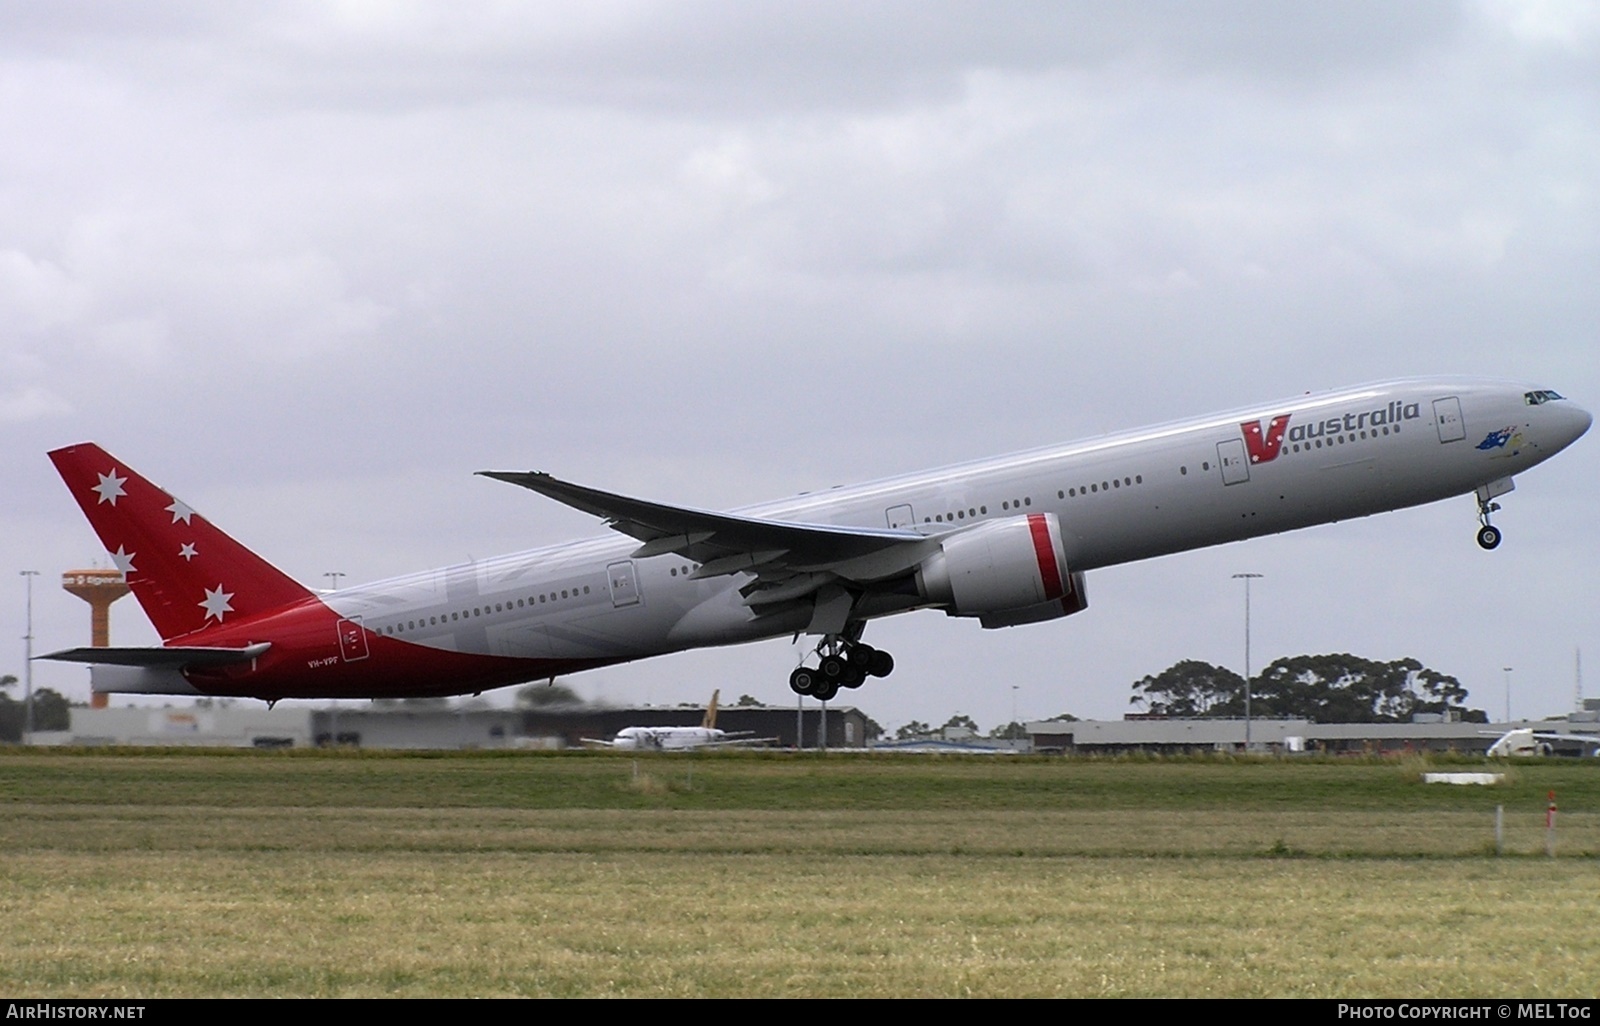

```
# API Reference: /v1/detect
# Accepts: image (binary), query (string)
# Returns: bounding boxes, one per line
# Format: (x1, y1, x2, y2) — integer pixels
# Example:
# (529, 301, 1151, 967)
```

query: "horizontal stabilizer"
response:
(40, 643, 271, 668)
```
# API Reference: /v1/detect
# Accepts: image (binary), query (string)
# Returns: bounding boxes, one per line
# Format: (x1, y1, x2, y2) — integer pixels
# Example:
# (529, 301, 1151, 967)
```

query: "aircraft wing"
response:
(697, 736, 780, 749)
(479, 471, 941, 599)
(1533, 732, 1600, 746)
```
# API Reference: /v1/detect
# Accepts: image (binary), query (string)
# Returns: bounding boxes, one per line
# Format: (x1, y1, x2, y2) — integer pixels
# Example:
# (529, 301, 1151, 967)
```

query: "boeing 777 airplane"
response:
(43, 377, 1589, 704)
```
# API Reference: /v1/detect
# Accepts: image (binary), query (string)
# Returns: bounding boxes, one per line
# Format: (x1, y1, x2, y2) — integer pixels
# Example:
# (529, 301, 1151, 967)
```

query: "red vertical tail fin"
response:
(48, 443, 314, 642)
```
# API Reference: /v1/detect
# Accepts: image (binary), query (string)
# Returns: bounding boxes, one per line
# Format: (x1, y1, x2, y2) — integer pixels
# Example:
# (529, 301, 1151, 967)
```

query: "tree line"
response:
(0, 675, 73, 742)
(1129, 654, 1487, 723)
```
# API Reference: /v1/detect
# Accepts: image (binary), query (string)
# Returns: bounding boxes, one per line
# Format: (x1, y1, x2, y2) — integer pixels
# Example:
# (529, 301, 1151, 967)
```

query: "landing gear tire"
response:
(813, 680, 840, 702)
(789, 666, 818, 696)
(1476, 524, 1502, 550)
(844, 644, 895, 680)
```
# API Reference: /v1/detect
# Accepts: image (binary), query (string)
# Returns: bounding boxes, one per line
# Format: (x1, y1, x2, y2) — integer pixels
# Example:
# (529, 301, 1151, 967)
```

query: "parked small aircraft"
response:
(1484, 728, 1600, 758)
(583, 690, 777, 751)
(43, 378, 1589, 703)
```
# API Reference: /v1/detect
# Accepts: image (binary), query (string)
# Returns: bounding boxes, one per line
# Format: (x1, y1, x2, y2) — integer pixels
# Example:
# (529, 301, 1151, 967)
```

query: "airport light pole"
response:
(1233, 573, 1263, 750)
(1503, 666, 1513, 724)
(324, 572, 345, 591)
(20, 571, 38, 738)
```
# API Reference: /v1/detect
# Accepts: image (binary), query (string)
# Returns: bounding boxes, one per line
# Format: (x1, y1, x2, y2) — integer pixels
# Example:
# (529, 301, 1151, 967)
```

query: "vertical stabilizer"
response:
(703, 688, 720, 729)
(48, 443, 314, 642)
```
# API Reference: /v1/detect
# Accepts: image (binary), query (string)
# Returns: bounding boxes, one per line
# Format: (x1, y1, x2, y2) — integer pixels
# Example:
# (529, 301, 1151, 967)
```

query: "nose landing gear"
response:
(1476, 493, 1502, 550)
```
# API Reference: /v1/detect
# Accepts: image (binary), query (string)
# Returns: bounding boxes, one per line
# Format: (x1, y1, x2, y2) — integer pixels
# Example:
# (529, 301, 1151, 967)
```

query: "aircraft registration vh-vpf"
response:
(44, 378, 1590, 704)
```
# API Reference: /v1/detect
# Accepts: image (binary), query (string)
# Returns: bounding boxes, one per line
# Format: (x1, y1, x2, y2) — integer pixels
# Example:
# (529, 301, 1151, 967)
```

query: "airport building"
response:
(1026, 715, 1600, 756)
(26, 704, 1598, 756)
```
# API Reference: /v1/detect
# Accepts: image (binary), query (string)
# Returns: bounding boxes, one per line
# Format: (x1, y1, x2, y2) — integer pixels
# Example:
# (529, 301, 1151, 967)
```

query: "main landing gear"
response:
(1476, 494, 1503, 551)
(789, 631, 895, 702)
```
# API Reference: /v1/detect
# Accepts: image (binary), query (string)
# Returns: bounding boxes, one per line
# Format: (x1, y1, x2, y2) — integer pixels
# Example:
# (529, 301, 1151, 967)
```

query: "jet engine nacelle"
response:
(976, 570, 1088, 629)
(916, 513, 1087, 626)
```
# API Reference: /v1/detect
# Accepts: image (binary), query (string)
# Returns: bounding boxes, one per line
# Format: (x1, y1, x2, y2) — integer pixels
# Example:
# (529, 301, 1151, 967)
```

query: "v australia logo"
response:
(1239, 415, 1291, 464)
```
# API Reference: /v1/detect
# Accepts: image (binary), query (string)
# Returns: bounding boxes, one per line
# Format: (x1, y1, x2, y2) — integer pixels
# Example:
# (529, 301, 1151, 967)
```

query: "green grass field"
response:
(1, 750, 1595, 997)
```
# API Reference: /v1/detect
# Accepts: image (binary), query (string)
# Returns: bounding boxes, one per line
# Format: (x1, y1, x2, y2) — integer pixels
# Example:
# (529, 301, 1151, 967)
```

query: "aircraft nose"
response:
(1560, 401, 1593, 447)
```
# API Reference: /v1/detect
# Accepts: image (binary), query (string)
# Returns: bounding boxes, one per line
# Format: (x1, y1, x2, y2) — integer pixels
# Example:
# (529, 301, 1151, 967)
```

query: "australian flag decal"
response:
(1476, 427, 1514, 450)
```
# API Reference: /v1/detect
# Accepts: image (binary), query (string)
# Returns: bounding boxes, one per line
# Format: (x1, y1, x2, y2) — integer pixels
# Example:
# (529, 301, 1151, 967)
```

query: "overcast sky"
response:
(3, 1, 1596, 731)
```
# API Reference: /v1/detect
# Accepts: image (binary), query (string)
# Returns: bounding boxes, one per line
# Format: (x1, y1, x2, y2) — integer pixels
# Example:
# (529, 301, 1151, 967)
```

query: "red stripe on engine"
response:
(1026, 514, 1064, 601)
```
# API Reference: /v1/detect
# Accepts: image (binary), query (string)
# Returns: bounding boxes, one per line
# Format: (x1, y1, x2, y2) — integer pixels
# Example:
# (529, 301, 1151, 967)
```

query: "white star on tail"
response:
(178, 543, 198, 561)
(110, 546, 137, 574)
(166, 499, 195, 524)
(93, 470, 127, 505)
(199, 584, 234, 622)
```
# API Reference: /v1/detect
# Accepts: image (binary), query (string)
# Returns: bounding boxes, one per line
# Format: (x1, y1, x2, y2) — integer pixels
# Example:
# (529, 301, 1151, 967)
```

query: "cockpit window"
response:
(1524, 390, 1566, 405)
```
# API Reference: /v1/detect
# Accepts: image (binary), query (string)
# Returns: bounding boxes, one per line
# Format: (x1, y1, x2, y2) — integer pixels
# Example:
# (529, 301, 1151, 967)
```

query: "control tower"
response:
(62, 569, 131, 709)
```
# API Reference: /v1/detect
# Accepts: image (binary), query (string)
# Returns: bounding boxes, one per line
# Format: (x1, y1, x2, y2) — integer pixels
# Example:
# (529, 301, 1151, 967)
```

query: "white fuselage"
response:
(312, 378, 1587, 679)
(607, 726, 729, 751)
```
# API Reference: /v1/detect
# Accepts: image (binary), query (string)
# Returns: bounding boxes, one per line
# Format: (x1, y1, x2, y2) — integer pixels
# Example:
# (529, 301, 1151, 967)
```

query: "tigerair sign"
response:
(1240, 401, 1422, 464)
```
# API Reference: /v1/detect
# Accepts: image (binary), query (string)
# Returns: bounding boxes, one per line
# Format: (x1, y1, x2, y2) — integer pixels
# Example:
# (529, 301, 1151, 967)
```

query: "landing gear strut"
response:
(789, 628, 894, 700)
(1476, 494, 1502, 550)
